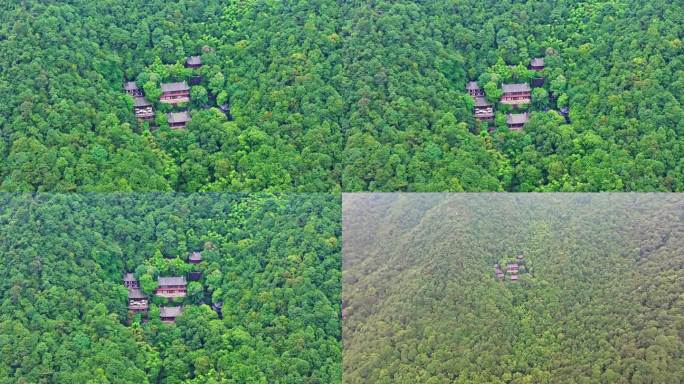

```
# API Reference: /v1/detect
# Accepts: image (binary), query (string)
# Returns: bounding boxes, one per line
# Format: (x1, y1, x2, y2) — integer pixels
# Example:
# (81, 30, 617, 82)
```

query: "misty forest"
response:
(0, 193, 341, 384)
(343, 193, 684, 383)
(1, 0, 683, 192)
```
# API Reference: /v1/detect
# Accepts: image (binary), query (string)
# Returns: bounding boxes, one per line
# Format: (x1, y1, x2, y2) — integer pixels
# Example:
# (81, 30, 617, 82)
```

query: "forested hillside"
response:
(0, 193, 341, 383)
(1, 0, 683, 191)
(342, 194, 684, 383)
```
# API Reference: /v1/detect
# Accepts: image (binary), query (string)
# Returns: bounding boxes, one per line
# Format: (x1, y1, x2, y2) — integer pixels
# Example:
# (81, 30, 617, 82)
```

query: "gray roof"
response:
(502, 83, 531, 93)
(167, 111, 191, 124)
(474, 97, 492, 107)
(124, 82, 139, 91)
(123, 273, 137, 282)
(158, 276, 186, 286)
(186, 56, 202, 66)
(133, 97, 152, 107)
(160, 81, 190, 93)
(530, 58, 545, 67)
(160, 306, 183, 317)
(189, 251, 202, 261)
(128, 288, 147, 299)
(506, 113, 529, 125)
(466, 81, 480, 90)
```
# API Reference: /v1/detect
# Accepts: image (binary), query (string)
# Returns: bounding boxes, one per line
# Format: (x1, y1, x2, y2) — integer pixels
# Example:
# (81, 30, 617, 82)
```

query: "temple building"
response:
(188, 251, 203, 281)
(466, 81, 485, 97)
(506, 113, 529, 130)
(494, 264, 504, 279)
(188, 251, 202, 264)
(501, 83, 531, 105)
(123, 273, 139, 289)
(155, 276, 187, 298)
(160, 306, 183, 323)
(160, 81, 190, 104)
(473, 97, 494, 121)
(167, 111, 191, 129)
(124, 82, 143, 97)
(507, 263, 519, 274)
(133, 97, 154, 120)
(185, 56, 202, 69)
(127, 288, 149, 313)
(529, 58, 545, 71)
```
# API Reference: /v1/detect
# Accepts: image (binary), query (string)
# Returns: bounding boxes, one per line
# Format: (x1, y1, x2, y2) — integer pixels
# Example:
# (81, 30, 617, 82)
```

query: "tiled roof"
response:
(160, 81, 190, 93)
(502, 83, 531, 93)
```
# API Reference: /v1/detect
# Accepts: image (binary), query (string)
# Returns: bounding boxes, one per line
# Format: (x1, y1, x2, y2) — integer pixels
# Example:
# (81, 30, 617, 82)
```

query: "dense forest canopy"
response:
(0, 193, 341, 383)
(342, 193, 684, 383)
(0, 0, 682, 191)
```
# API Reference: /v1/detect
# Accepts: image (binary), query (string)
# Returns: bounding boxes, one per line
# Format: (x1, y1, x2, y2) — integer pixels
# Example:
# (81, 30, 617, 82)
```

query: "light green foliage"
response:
(343, 194, 684, 383)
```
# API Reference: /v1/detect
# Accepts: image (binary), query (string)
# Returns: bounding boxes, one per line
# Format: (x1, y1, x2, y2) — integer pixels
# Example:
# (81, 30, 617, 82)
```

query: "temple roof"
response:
(124, 82, 139, 91)
(506, 113, 529, 125)
(160, 81, 190, 93)
(160, 306, 183, 317)
(474, 97, 492, 107)
(158, 276, 187, 286)
(167, 111, 191, 124)
(502, 83, 531, 93)
(466, 81, 480, 90)
(189, 251, 202, 262)
(128, 288, 147, 299)
(186, 56, 202, 66)
(133, 97, 152, 107)
(530, 57, 545, 67)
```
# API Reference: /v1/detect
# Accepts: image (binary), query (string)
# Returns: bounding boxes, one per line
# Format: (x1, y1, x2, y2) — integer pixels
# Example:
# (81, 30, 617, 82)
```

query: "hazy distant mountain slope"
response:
(343, 194, 684, 383)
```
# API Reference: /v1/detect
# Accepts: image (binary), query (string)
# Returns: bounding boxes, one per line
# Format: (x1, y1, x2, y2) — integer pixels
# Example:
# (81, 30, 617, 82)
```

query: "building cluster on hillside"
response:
(123, 55, 203, 130)
(123, 250, 203, 324)
(494, 253, 526, 283)
(466, 58, 545, 131)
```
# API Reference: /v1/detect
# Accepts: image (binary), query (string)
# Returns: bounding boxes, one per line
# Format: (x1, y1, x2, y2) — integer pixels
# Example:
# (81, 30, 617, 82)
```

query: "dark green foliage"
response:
(0, 193, 341, 383)
(1, 0, 682, 192)
(343, 194, 684, 383)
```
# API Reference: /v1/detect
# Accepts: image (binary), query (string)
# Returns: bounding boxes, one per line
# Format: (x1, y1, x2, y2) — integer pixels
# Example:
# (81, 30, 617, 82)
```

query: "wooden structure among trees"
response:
(507, 263, 519, 273)
(133, 97, 154, 120)
(185, 56, 202, 69)
(188, 251, 202, 264)
(506, 113, 529, 130)
(473, 97, 494, 120)
(188, 251, 203, 280)
(160, 81, 190, 104)
(501, 83, 531, 105)
(529, 58, 545, 71)
(507, 263, 519, 282)
(127, 288, 149, 313)
(466, 81, 484, 97)
(123, 274, 148, 313)
(167, 111, 191, 129)
(155, 276, 187, 297)
(160, 306, 183, 323)
(123, 273, 139, 288)
(494, 264, 504, 279)
(530, 58, 545, 87)
(124, 82, 143, 97)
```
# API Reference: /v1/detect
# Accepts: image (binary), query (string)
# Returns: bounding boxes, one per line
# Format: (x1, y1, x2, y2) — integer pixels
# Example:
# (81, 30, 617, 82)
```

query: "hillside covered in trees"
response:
(0, 193, 341, 383)
(342, 194, 684, 383)
(1, 0, 683, 192)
